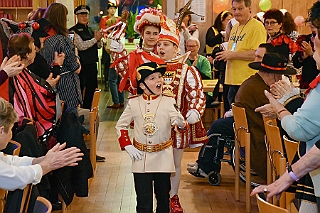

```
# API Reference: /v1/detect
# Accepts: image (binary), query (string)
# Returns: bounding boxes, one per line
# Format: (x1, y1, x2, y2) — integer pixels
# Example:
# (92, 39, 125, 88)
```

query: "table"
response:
(202, 79, 223, 93)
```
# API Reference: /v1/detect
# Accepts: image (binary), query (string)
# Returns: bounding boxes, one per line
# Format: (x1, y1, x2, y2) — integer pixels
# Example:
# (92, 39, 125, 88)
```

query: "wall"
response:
(174, 0, 315, 55)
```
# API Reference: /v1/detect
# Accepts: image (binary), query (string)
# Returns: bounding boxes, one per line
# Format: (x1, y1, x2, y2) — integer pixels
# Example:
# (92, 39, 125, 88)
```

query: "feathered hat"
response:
(175, 0, 203, 29)
(134, 7, 165, 34)
(157, 19, 180, 47)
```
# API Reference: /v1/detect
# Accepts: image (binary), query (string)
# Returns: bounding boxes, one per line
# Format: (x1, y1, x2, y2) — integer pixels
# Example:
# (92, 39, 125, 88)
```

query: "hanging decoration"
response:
(259, 0, 272, 12)
(213, 0, 229, 14)
(294, 15, 305, 26)
(280, 9, 287, 14)
(256, 12, 265, 22)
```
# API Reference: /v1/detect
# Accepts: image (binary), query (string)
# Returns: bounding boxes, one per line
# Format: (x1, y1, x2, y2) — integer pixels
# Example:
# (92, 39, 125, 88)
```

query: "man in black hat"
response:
(69, 5, 103, 109)
(188, 45, 301, 181)
(234, 52, 298, 180)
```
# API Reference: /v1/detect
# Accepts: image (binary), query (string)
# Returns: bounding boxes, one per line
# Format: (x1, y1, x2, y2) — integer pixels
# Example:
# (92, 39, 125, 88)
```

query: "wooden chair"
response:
(87, 107, 99, 173)
(20, 184, 33, 213)
(282, 135, 299, 212)
(0, 140, 21, 212)
(33, 196, 52, 213)
(264, 120, 286, 207)
(262, 117, 276, 186)
(283, 135, 299, 165)
(231, 103, 251, 212)
(83, 88, 101, 173)
(256, 194, 289, 213)
(91, 88, 101, 110)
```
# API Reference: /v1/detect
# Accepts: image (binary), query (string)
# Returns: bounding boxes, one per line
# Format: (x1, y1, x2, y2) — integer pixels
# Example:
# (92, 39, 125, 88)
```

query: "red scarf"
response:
(305, 74, 320, 97)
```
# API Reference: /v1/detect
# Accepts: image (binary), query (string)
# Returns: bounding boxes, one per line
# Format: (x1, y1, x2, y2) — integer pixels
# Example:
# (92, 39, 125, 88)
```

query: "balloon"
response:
(294, 15, 305, 26)
(259, 0, 272, 12)
(213, 0, 229, 14)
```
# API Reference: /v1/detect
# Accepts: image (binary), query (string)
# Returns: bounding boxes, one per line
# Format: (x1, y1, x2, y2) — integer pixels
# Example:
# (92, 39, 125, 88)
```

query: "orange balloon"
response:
(213, 0, 229, 14)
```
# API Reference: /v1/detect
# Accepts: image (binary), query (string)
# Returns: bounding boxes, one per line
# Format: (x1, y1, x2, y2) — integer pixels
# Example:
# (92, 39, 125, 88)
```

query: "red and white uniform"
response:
(163, 54, 208, 148)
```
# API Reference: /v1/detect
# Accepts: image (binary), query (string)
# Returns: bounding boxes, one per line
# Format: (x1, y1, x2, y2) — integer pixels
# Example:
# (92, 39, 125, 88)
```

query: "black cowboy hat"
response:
(136, 62, 167, 95)
(248, 53, 296, 75)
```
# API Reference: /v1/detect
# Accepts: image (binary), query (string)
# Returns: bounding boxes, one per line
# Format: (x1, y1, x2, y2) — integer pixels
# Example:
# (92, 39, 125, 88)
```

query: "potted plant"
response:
(125, 8, 139, 43)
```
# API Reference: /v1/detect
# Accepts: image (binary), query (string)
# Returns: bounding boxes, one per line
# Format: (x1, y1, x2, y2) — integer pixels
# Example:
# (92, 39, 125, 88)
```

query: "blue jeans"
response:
(227, 85, 240, 106)
(108, 68, 124, 104)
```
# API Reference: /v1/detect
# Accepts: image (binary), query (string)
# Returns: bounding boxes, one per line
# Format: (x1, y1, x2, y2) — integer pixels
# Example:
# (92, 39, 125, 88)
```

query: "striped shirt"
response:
(40, 34, 82, 108)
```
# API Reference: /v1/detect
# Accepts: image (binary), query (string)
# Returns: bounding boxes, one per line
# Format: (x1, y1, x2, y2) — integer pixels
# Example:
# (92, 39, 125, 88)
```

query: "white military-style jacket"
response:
(116, 94, 183, 173)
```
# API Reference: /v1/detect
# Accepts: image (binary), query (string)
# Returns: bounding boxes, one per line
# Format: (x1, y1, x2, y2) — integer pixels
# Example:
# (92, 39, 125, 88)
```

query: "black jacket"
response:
(54, 107, 93, 205)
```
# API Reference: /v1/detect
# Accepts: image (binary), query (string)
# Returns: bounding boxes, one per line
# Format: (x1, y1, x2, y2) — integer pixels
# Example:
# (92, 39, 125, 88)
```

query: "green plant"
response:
(125, 8, 139, 39)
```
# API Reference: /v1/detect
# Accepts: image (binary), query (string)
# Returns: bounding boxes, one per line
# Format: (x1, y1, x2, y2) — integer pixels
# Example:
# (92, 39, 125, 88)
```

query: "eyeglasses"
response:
(264, 21, 278, 26)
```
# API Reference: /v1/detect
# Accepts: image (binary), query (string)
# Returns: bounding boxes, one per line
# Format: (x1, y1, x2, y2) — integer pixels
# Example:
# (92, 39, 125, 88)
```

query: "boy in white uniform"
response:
(115, 62, 187, 213)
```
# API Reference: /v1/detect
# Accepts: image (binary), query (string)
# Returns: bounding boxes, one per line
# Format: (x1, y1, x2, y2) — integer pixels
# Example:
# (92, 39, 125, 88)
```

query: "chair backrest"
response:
(91, 89, 101, 110)
(9, 140, 21, 156)
(33, 196, 52, 213)
(20, 184, 33, 213)
(232, 104, 249, 147)
(283, 135, 299, 165)
(231, 103, 252, 212)
(264, 120, 287, 207)
(89, 107, 99, 172)
(265, 120, 284, 154)
(0, 140, 21, 212)
(256, 194, 289, 213)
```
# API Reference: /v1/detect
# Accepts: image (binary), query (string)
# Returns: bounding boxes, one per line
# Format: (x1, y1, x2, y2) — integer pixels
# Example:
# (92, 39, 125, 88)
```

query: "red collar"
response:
(305, 74, 320, 95)
(142, 93, 160, 100)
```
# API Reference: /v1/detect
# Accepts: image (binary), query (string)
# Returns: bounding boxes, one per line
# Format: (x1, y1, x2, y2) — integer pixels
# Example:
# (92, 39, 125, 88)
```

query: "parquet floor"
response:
(55, 86, 259, 213)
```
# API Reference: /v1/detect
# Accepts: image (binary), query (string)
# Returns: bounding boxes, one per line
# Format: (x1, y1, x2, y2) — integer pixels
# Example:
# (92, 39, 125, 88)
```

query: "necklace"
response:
(142, 45, 154, 52)
(188, 54, 198, 66)
(138, 95, 163, 136)
(231, 18, 251, 51)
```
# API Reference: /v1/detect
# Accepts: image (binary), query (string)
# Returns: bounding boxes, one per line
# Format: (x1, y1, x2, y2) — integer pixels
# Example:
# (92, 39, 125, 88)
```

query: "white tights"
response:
(170, 148, 184, 198)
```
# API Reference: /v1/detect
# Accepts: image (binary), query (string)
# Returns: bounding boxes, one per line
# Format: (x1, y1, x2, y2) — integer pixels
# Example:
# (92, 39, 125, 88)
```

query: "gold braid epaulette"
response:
(283, 94, 302, 107)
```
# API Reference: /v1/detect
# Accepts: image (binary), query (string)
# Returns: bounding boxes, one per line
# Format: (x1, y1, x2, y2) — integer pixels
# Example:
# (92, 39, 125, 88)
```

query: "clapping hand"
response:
(0, 55, 24, 77)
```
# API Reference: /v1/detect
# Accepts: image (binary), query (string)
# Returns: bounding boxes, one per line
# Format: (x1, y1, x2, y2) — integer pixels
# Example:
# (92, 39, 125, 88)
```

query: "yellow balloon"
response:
(259, 0, 272, 12)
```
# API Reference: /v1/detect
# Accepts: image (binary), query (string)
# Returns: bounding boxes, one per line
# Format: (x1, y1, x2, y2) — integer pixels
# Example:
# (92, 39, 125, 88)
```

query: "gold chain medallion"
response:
(142, 114, 158, 136)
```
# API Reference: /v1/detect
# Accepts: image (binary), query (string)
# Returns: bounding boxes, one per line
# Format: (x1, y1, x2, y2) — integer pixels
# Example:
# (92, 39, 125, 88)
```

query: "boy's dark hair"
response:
(309, 1, 320, 35)
(258, 43, 275, 53)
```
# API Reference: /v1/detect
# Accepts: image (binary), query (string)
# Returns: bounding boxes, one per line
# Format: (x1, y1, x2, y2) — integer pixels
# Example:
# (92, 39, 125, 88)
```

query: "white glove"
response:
(124, 145, 143, 162)
(186, 109, 200, 124)
(110, 39, 124, 53)
(172, 113, 186, 128)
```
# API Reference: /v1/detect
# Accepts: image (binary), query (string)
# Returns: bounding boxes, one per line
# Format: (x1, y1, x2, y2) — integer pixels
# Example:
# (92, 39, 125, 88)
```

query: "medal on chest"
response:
(163, 70, 180, 97)
(139, 96, 162, 136)
(142, 114, 158, 136)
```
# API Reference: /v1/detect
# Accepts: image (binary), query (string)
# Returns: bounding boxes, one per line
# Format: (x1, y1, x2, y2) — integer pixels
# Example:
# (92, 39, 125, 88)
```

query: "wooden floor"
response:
(55, 86, 259, 213)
